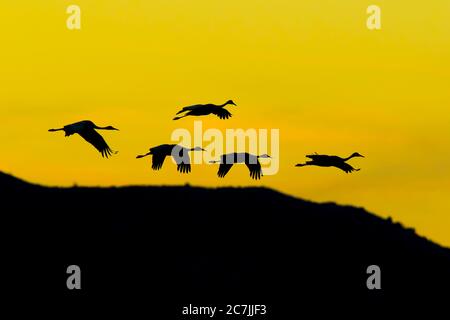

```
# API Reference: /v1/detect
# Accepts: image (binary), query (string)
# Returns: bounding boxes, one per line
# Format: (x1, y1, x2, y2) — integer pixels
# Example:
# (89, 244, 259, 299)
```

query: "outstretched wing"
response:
(212, 108, 232, 120)
(171, 146, 192, 174)
(217, 163, 233, 178)
(175, 151, 191, 173)
(151, 153, 167, 170)
(77, 128, 115, 158)
(177, 162, 191, 173)
(176, 104, 203, 115)
(246, 161, 262, 180)
(306, 154, 328, 161)
(333, 161, 360, 173)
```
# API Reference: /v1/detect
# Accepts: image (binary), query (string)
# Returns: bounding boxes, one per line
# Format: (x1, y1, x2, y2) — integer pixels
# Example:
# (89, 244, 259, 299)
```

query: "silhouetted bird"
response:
(210, 152, 271, 180)
(136, 144, 205, 173)
(48, 120, 119, 158)
(295, 152, 364, 173)
(173, 100, 237, 120)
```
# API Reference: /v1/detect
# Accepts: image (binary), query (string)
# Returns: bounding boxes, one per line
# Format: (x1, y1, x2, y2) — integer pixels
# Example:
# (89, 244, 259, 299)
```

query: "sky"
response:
(1, 1, 449, 247)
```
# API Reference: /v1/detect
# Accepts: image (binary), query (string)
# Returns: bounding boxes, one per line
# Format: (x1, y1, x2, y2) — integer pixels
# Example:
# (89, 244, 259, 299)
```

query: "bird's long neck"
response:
(343, 154, 356, 161)
(94, 126, 109, 130)
(296, 163, 310, 167)
(219, 101, 230, 108)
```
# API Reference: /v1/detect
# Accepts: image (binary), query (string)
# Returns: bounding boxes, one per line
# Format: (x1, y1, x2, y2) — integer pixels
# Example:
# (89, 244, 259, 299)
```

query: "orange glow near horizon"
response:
(1, 1, 449, 247)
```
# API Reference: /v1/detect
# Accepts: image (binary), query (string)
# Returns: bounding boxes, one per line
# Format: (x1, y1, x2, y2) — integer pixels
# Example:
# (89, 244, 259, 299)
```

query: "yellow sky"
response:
(1, 1, 449, 247)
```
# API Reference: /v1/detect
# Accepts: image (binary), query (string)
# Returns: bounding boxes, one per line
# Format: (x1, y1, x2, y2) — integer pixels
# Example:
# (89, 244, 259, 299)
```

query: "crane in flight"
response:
(209, 152, 271, 180)
(136, 144, 205, 173)
(295, 152, 364, 173)
(173, 100, 237, 120)
(48, 120, 119, 158)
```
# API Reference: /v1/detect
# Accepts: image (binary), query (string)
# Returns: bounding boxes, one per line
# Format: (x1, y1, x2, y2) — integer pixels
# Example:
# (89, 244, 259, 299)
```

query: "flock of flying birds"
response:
(49, 100, 364, 180)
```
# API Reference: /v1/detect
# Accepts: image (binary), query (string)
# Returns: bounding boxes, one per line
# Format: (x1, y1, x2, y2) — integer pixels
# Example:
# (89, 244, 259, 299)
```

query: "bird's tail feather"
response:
(176, 109, 186, 115)
(173, 115, 187, 120)
(295, 163, 306, 167)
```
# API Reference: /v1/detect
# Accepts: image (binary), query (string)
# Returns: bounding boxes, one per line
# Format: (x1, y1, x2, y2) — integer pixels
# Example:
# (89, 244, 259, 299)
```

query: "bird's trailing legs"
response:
(295, 163, 305, 167)
(48, 128, 70, 136)
(295, 162, 311, 167)
(136, 151, 151, 159)
(173, 115, 188, 121)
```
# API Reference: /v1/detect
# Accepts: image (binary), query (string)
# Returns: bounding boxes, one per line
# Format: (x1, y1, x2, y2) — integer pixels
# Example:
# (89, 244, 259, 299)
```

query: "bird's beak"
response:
(360, 154, 365, 158)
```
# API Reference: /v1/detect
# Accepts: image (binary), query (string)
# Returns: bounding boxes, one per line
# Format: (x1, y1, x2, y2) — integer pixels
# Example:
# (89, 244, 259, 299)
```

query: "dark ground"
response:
(1, 171, 449, 316)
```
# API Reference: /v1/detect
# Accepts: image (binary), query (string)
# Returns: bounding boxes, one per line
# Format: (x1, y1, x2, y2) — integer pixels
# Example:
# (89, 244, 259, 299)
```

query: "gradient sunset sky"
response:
(1, 1, 449, 247)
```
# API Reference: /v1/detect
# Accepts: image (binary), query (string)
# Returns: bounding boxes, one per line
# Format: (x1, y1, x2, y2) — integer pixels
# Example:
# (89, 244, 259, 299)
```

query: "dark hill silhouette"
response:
(2, 171, 449, 315)
(0, 171, 36, 189)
